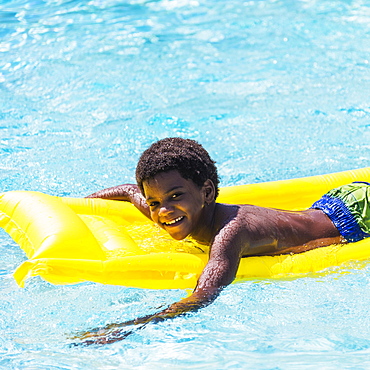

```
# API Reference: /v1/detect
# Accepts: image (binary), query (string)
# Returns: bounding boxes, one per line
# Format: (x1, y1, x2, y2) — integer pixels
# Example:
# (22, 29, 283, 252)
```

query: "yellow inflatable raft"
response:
(1, 167, 370, 290)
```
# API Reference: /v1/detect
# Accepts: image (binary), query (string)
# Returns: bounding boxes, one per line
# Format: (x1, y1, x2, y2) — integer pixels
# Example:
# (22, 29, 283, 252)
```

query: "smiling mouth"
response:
(163, 216, 184, 226)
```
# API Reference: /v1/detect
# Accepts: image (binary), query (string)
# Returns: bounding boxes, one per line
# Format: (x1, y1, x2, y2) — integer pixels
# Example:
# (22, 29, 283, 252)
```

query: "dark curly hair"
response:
(136, 137, 219, 199)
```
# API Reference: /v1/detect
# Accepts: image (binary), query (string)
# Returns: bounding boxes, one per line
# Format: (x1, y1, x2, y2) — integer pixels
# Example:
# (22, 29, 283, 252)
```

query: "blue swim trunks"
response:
(311, 182, 370, 242)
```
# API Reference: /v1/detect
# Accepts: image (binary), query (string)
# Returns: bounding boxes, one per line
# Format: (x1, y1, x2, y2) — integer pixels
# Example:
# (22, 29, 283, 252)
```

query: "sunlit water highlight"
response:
(1, 0, 370, 368)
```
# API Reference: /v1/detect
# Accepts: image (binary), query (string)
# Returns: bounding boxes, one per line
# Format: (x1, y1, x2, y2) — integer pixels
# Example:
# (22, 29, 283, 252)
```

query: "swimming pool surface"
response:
(1, 0, 370, 368)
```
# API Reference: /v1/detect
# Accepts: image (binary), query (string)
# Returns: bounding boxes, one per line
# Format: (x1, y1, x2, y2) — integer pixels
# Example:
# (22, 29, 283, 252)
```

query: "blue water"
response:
(1, 0, 370, 368)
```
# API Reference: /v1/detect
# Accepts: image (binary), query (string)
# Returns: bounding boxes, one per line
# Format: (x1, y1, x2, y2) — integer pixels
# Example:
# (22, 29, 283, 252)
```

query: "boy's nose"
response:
(158, 203, 173, 216)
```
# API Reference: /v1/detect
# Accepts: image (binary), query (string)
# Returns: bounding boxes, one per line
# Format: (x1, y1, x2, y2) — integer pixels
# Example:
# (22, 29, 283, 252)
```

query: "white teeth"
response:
(165, 216, 183, 225)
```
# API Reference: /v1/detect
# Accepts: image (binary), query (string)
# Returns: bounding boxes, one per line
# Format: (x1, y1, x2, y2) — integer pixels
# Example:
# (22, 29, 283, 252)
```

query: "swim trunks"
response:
(311, 182, 370, 242)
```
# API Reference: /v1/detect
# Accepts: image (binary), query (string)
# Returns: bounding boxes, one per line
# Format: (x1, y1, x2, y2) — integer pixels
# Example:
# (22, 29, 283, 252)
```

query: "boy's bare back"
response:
(211, 203, 343, 258)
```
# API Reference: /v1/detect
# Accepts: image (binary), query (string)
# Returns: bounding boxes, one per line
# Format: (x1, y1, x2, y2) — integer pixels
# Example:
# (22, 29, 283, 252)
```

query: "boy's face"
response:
(142, 170, 210, 240)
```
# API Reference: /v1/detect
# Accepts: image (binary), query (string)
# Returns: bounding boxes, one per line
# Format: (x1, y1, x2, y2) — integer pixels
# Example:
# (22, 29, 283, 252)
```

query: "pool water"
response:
(1, 0, 370, 368)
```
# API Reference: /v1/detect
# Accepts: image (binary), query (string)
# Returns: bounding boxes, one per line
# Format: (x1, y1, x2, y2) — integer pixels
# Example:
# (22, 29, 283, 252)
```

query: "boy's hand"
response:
(71, 287, 221, 346)
(70, 316, 146, 346)
(86, 184, 140, 201)
(86, 184, 151, 219)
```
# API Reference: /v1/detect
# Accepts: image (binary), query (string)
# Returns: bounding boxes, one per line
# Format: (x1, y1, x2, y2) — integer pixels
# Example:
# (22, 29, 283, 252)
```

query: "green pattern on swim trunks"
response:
(326, 182, 370, 234)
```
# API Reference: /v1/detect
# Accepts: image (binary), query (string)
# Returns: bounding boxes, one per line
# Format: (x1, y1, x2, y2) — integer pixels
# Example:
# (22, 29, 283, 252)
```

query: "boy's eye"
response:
(148, 201, 159, 207)
(171, 193, 183, 199)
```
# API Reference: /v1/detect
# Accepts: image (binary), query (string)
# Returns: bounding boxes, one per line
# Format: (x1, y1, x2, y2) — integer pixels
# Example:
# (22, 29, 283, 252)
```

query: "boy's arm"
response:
(74, 230, 244, 345)
(146, 227, 243, 320)
(86, 184, 151, 219)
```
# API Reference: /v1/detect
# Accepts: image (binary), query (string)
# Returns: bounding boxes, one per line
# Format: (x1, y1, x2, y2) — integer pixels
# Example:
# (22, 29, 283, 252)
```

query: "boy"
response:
(80, 137, 370, 344)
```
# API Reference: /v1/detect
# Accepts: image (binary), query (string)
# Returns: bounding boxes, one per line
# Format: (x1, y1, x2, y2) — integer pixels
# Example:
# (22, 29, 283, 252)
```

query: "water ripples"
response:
(1, 0, 370, 368)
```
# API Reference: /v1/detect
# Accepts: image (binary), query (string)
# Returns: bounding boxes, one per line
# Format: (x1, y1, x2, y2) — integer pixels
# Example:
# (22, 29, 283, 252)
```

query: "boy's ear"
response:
(203, 179, 216, 204)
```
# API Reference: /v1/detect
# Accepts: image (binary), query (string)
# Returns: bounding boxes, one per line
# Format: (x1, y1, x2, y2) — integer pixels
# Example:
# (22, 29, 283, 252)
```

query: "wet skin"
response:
(80, 170, 343, 345)
(142, 171, 342, 257)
